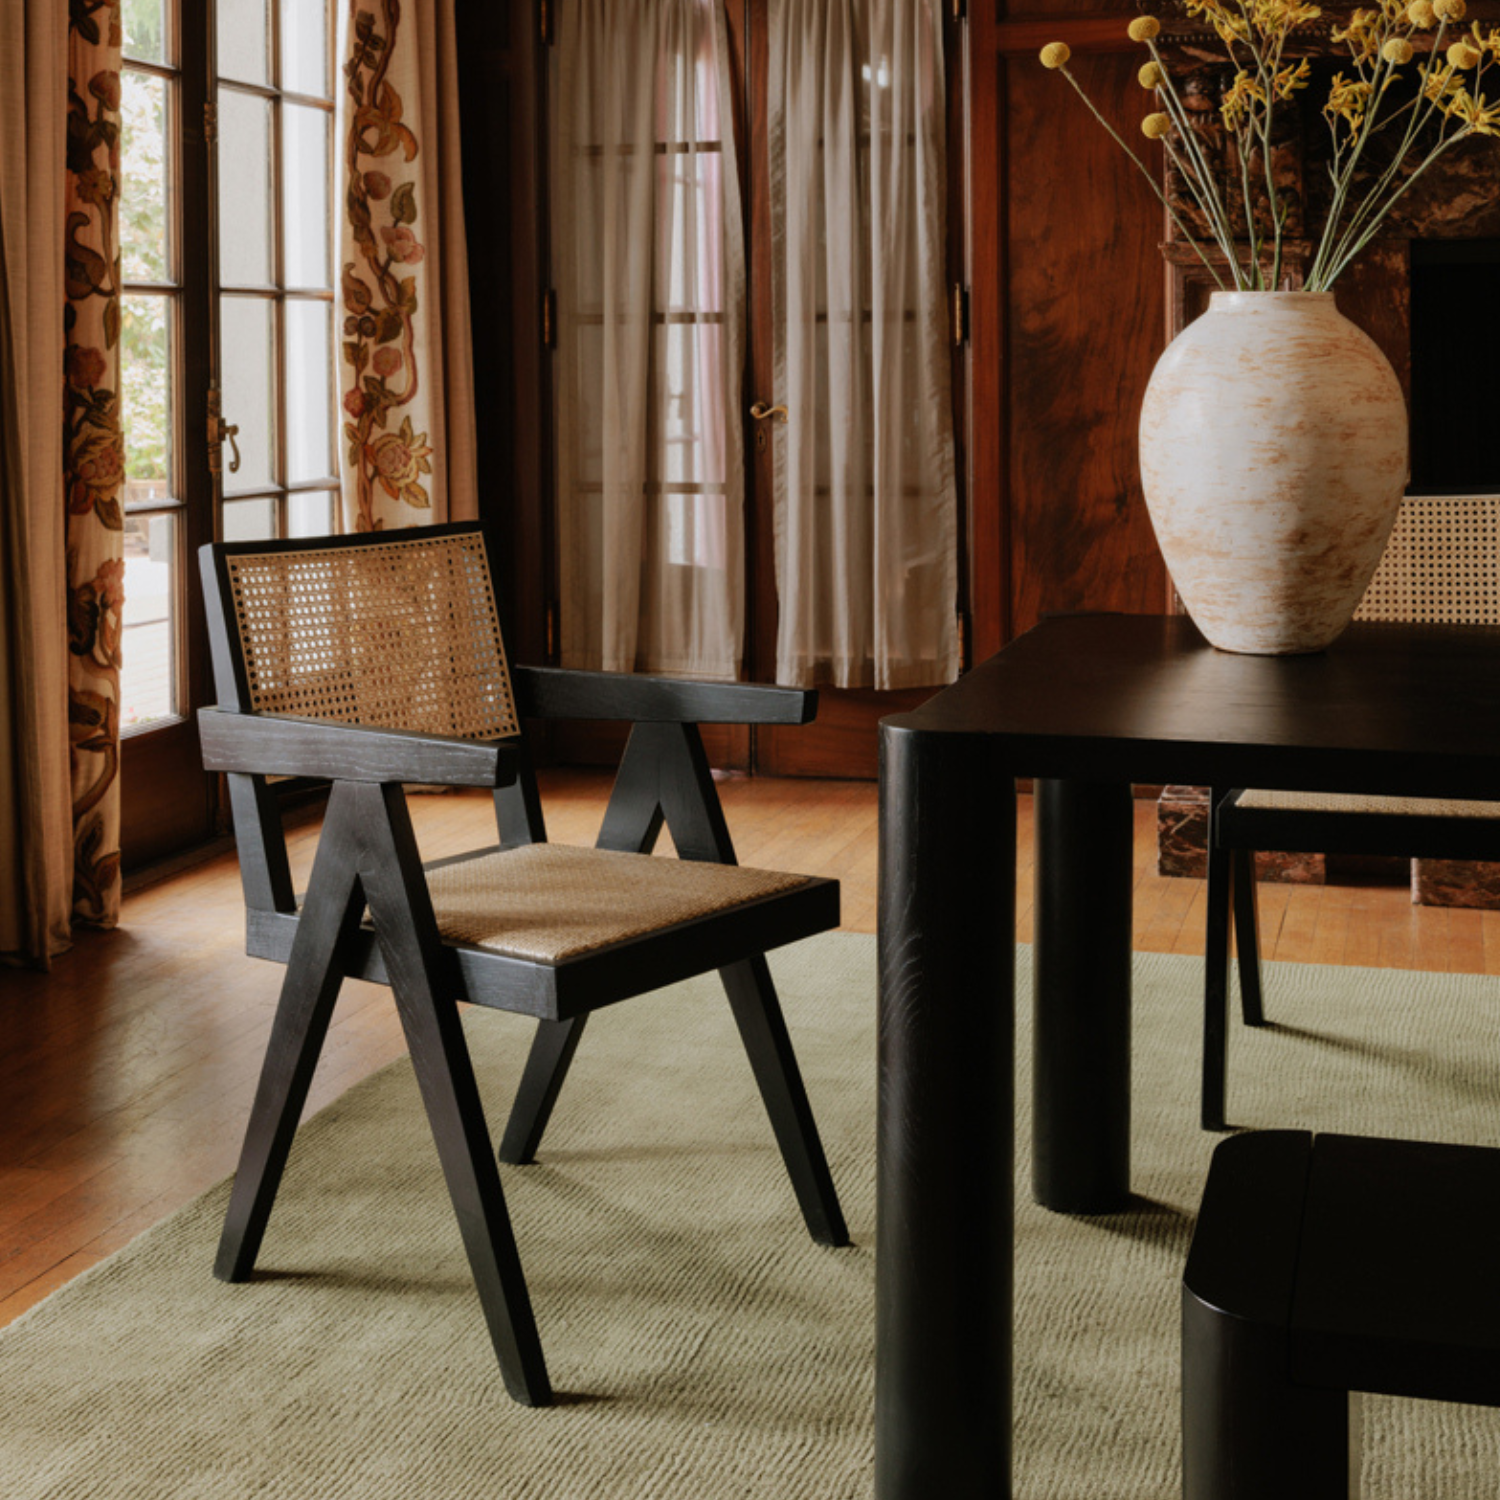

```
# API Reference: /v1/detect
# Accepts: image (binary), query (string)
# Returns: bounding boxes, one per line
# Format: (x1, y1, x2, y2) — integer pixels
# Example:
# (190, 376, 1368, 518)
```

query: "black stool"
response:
(1183, 1130, 1500, 1499)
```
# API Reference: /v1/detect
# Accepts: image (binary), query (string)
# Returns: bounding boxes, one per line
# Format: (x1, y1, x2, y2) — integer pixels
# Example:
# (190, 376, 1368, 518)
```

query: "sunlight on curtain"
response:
(0, 0, 73, 964)
(770, 0, 960, 690)
(337, 0, 477, 532)
(553, 0, 745, 678)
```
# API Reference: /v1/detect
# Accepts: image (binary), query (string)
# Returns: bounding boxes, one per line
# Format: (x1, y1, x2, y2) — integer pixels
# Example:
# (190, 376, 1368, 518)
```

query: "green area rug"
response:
(6, 934, 1500, 1497)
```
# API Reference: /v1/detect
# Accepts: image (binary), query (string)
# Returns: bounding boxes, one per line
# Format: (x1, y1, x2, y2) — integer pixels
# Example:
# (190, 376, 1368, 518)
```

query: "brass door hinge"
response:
(952, 0, 967, 18)
(542, 288, 557, 348)
(203, 99, 217, 144)
(951, 283, 969, 347)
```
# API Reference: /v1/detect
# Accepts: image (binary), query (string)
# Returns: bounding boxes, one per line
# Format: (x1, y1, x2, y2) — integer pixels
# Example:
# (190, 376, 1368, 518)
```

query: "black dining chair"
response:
(197, 522, 848, 1405)
(1200, 494, 1500, 1131)
(1202, 784, 1500, 1129)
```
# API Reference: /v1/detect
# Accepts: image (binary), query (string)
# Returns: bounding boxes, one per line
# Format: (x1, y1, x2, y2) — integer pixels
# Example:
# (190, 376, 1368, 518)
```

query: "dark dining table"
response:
(874, 612, 1500, 1499)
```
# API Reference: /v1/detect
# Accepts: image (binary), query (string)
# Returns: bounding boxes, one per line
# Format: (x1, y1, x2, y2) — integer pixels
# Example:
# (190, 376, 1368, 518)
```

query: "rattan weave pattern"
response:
(1355, 495, 1500, 626)
(225, 533, 519, 740)
(1236, 789, 1500, 819)
(422, 844, 813, 964)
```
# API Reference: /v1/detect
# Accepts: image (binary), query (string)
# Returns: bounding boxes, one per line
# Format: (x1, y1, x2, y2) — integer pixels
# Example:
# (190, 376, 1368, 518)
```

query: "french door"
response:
(732, 0, 969, 778)
(545, 0, 969, 780)
(118, 0, 339, 868)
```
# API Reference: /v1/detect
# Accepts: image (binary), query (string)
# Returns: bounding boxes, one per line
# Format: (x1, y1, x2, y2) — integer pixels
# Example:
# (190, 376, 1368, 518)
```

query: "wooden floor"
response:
(5, 771, 1500, 1330)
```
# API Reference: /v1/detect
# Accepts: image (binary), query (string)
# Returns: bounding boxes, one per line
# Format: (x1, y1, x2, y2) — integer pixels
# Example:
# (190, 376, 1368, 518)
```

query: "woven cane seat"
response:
(420, 843, 813, 964)
(1235, 789, 1500, 820)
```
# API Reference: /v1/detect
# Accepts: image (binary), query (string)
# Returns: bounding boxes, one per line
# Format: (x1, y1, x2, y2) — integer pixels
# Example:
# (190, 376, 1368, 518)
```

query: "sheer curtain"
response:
(770, 0, 959, 689)
(553, 0, 745, 678)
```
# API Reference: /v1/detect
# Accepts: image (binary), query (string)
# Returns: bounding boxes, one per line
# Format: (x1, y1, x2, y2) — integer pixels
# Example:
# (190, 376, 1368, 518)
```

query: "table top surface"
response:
(885, 614, 1500, 798)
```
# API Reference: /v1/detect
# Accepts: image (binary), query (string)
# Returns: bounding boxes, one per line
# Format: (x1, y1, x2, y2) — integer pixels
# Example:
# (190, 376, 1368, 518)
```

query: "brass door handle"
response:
(750, 401, 788, 423)
(207, 391, 242, 476)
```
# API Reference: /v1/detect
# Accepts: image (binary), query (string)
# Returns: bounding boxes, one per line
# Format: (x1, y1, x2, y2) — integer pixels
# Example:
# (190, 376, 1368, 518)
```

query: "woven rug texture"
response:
(5, 933, 1500, 1498)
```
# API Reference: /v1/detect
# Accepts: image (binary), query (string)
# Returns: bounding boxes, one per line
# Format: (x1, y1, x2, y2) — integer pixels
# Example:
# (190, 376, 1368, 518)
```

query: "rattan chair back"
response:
(1355, 494, 1500, 626)
(222, 529, 519, 740)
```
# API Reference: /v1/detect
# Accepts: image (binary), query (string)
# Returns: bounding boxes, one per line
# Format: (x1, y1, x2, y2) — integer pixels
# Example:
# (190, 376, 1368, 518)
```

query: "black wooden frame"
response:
(198, 523, 848, 1406)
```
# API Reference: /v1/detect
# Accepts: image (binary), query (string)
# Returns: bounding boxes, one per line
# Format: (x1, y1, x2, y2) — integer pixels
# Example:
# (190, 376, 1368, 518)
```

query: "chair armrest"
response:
(511, 666, 816, 725)
(198, 708, 519, 787)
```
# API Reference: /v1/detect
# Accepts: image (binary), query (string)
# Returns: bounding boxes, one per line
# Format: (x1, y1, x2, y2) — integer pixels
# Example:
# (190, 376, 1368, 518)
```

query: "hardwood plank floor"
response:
(2, 773, 1491, 1327)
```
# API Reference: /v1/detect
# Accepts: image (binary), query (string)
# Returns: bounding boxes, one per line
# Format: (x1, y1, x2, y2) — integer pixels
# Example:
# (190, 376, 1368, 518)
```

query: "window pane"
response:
(289, 489, 336, 537)
(218, 89, 273, 286)
(223, 497, 277, 541)
(122, 0, 168, 64)
(282, 0, 330, 98)
(282, 104, 331, 288)
(121, 512, 177, 730)
(217, 0, 270, 86)
(121, 294, 174, 504)
(285, 299, 334, 481)
(220, 295, 277, 491)
(121, 72, 170, 283)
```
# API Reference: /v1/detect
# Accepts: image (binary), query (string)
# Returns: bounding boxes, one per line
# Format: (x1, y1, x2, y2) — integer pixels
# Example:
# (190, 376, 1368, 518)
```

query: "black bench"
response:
(1182, 1130, 1500, 1499)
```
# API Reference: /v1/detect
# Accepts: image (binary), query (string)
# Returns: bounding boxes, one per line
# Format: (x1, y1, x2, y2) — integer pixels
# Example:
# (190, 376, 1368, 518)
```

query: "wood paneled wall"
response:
(968, 6, 1172, 660)
(455, 0, 552, 671)
(459, 3, 1498, 718)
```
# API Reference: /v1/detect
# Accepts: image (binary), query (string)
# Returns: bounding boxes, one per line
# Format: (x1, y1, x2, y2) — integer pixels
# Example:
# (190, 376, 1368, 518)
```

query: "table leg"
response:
(877, 724, 1015, 1500)
(1032, 778, 1134, 1213)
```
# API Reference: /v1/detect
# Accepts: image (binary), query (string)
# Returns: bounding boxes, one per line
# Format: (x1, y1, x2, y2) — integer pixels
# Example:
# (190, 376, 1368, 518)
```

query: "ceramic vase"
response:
(1138, 290, 1409, 655)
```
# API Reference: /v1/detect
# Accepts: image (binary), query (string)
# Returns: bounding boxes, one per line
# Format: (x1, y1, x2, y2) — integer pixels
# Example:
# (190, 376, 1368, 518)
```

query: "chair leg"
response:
(215, 799, 367, 1284)
(1203, 811, 1235, 1133)
(721, 956, 849, 1247)
(357, 782, 552, 1407)
(1232, 848, 1267, 1028)
(499, 1016, 589, 1165)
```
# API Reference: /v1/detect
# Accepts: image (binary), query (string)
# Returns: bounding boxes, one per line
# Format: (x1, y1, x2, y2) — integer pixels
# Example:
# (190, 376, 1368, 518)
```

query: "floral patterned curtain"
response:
(338, 0, 477, 532)
(63, 0, 124, 927)
(0, 0, 121, 966)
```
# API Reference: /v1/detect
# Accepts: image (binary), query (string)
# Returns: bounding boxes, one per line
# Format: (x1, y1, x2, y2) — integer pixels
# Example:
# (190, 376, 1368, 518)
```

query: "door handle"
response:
(207, 388, 242, 476)
(750, 401, 788, 423)
(218, 419, 242, 475)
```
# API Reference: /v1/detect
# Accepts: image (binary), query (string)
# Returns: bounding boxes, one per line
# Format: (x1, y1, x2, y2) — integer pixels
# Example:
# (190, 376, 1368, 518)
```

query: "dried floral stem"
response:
(1042, 0, 1500, 295)
(1144, 40, 1250, 282)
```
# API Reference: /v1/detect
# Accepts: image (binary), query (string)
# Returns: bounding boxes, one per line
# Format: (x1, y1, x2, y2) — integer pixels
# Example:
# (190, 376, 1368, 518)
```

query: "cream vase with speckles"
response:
(1139, 291, 1409, 655)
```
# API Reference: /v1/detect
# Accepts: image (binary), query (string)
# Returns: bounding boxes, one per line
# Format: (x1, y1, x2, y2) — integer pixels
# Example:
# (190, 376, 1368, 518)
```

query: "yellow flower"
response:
(1434, 0, 1466, 20)
(1448, 39, 1481, 65)
(1407, 0, 1436, 24)
(1040, 41, 1072, 68)
(1141, 111, 1172, 137)
(1221, 68, 1268, 126)
(1382, 37, 1415, 61)
(1324, 70, 1374, 131)
(1128, 15, 1162, 40)
(1139, 60, 1166, 87)
(1252, 0, 1323, 30)
(1275, 57, 1314, 97)
(1473, 22, 1500, 61)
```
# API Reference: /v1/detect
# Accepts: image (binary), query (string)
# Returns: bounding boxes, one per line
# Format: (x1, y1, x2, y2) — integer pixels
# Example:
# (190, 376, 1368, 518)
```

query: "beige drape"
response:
(770, 0, 960, 689)
(552, 0, 746, 678)
(0, 0, 83, 966)
(338, 0, 477, 531)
